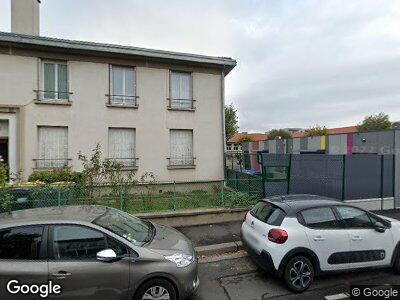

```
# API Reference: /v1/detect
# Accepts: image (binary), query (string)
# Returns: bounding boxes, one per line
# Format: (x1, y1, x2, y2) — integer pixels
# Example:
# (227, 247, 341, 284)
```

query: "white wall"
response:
(0, 52, 224, 182)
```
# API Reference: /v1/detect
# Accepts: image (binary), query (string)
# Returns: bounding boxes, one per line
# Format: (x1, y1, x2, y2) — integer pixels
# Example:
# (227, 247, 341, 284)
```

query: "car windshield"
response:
(93, 208, 154, 246)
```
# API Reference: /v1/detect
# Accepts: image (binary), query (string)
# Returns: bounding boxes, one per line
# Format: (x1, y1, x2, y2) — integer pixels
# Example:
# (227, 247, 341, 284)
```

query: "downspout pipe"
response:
(221, 66, 227, 180)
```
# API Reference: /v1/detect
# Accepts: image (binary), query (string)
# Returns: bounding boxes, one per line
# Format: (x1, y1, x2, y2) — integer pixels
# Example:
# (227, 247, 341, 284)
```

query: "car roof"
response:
(0, 205, 108, 227)
(264, 194, 350, 216)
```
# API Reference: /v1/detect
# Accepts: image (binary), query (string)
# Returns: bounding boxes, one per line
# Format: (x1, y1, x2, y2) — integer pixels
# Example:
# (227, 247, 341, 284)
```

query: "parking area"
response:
(193, 257, 399, 300)
(182, 209, 400, 300)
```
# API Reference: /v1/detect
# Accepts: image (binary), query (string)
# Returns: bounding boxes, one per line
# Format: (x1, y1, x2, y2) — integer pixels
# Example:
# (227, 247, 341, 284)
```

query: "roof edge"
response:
(0, 31, 237, 75)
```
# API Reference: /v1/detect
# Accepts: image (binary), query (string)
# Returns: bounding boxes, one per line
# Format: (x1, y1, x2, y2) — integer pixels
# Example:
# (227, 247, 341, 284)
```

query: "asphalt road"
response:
(192, 256, 400, 300)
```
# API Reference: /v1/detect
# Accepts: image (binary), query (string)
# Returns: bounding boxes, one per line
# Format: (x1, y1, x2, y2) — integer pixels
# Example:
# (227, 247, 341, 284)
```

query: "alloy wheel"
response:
(142, 286, 170, 300)
(289, 260, 311, 289)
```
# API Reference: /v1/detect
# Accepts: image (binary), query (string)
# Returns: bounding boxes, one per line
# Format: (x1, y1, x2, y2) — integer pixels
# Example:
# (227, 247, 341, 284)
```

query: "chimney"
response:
(11, 0, 40, 35)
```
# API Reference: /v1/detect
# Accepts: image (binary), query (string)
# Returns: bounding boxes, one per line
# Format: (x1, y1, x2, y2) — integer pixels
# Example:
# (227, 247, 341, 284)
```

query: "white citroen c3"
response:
(241, 194, 400, 292)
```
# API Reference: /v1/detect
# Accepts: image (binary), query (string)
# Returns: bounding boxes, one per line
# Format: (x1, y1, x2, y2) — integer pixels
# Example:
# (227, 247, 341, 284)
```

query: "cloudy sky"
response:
(1, 0, 400, 132)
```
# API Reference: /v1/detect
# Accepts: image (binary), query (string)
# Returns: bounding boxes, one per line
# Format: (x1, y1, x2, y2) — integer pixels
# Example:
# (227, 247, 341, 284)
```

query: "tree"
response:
(268, 129, 292, 140)
(357, 113, 391, 132)
(237, 135, 253, 143)
(225, 104, 239, 139)
(304, 125, 328, 137)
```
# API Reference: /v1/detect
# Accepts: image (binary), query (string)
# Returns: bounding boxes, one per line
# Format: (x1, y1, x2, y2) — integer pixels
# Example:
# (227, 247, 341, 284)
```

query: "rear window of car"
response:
(250, 201, 286, 226)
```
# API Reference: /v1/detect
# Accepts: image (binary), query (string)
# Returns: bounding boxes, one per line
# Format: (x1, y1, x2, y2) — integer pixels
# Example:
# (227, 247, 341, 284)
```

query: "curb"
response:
(195, 241, 243, 256)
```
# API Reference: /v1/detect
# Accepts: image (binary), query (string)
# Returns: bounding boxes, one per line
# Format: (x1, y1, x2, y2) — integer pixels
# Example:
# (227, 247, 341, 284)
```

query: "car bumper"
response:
(175, 258, 199, 299)
(241, 234, 280, 277)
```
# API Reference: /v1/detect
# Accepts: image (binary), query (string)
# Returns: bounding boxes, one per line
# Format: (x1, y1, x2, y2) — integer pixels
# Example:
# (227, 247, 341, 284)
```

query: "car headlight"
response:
(164, 253, 194, 268)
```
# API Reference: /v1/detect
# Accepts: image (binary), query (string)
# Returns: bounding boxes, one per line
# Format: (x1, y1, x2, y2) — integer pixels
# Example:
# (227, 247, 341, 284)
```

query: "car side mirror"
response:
(97, 249, 118, 262)
(374, 222, 386, 233)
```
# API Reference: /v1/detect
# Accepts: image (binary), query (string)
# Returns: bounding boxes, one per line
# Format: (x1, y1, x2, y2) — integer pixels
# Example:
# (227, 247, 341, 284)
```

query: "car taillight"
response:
(268, 228, 288, 244)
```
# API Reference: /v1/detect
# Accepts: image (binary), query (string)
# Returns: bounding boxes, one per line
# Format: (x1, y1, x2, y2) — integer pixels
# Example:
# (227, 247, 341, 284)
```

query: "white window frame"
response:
(41, 60, 69, 101)
(169, 70, 193, 109)
(109, 65, 137, 106)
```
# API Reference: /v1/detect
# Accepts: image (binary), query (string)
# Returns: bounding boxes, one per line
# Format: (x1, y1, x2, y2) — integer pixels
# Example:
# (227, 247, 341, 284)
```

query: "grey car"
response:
(0, 205, 199, 300)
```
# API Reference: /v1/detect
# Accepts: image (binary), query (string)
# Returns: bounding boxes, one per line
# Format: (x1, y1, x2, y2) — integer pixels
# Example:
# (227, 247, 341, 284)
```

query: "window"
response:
(52, 225, 106, 260)
(301, 207, 338, 229)
(336, 206, 374, 229)
(264, 166, 288, 181)
(169, 130, 194, 166)
(37, 126, 68, 168)
(94, 208, 152, 247)
(42, 61, 68, 100)
(250, 201, 286, 226)
(108, 128, 136, 167)
(234, 145, 239, 151)
(110, 66, 136, 105)
(169, 71, 193, 109)
(0, 226, 43, 260)
(107, 237, 128, 256)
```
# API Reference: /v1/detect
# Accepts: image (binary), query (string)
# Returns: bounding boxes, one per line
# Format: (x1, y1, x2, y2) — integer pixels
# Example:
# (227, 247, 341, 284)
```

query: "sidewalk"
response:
(177, 221, 242, 247)
(373, 209, 400, 220)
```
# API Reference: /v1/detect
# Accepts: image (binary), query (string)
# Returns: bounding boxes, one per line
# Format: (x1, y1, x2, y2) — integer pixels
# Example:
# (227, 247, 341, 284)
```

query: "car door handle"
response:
(52, 271, 71, 279)
(313, 236, 325, 241)
(352, 236, 363, 241)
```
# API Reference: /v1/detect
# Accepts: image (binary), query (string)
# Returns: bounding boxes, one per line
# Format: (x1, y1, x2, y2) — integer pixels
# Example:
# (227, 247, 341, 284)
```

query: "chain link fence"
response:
(2, 179, 263, 214)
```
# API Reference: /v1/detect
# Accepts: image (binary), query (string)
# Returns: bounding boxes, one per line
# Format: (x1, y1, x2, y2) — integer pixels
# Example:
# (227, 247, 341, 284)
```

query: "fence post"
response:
(220, 179, 224, 206)
(235, 172, 238, 190)
(57, 186, 61, 207)
(287, 154, 292, 195)
(380, 155, 384, 211)
(119, 185, 124, 211)
(342, 155, 346, 201)
(172, 181, 176, 211)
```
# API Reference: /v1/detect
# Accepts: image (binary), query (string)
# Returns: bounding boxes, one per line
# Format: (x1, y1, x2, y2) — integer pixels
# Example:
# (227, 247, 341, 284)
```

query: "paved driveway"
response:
(192, 257, 399, 300)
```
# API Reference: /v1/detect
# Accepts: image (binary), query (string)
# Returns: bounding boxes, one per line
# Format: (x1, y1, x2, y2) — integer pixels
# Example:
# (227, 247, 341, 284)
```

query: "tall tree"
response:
(357, 113, 391, 132)
(268, 129, 292, 140)
(225, 104, 239, 139)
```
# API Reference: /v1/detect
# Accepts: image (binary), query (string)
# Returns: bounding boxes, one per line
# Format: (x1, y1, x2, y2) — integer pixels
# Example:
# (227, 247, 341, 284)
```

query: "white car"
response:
(241, 194, 400, 292)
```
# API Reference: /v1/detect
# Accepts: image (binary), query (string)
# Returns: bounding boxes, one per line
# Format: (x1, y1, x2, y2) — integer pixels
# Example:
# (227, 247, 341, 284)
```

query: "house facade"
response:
(0, 0, 236, 181)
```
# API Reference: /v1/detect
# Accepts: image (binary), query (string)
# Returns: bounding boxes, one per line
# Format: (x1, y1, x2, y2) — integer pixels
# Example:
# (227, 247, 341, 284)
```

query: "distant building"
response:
(226, 132, 268, 154)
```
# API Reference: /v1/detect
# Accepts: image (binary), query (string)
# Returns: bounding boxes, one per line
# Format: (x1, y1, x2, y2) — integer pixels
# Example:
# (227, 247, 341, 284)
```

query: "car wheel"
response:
(284, 256, 314, 293)
(134, 278, 177, 300)
(394, 253, 400, 274)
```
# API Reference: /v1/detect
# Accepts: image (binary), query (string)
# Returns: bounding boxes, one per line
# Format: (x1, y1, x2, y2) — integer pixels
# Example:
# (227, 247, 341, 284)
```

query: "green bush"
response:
(28, 168, 84, 184)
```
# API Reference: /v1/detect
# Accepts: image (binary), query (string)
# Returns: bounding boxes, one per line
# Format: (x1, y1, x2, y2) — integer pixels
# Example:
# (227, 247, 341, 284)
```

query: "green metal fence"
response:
(2, 179, 263, 214)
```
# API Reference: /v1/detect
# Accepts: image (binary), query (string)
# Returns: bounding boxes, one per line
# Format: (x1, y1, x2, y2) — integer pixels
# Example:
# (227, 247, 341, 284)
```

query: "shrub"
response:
(304, 125, 328, 137)
(28, 168, 83, 184)
(0, 164, 12, 213)
(268, 129, 292, 140)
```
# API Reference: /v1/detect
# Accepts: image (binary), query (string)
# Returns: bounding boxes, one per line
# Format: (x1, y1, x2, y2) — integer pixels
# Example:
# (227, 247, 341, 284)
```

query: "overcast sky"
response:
(1, 0, 400, 132)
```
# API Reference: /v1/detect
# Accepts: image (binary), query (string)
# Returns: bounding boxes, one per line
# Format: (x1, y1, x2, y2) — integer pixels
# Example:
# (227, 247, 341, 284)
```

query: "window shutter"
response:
(57, 64, 68, 100)
(43, 62, 55, 99)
